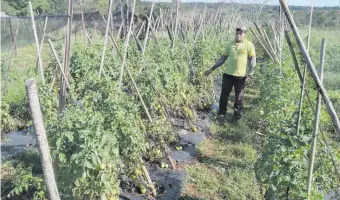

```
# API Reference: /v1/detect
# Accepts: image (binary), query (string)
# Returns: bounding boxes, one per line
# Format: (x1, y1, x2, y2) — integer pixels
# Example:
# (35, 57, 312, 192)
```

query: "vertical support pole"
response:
(36, 15, 48, 73)
(306, 39, 325, 199)
(80, 0, 87, 43)
(118, 0, 136, 88)
(296, 0, 314, 135)
(29, 1, 45, 84)
(285, 31, 340, 181)
(279, 0, 340, 136)
(25, 79, 60, 200)
(142, 0, 155, 55)
(171, 0, 179, 54)
(59, 0, 73, 113)
(98, 0, 114, 77)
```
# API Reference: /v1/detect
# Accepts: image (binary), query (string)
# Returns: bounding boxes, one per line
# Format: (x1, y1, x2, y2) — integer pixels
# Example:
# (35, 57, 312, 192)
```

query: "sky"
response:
(149, 0, 340, 7)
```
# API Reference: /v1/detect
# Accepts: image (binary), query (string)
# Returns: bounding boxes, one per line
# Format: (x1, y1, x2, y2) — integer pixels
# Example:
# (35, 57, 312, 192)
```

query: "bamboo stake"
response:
(98, 0, 114, 77)
(159, 8, 165, 38)
(262, 28, 277, 60)
(80, 0, 92, 45)
(254, 21, 265, 41)
(35, 15, 48, 73)
(48, 39, 71, 90)
(202, 6, 206, 40)
(117, 21, 124, 40)
(29, 1, 45, 84)
(171, 0, 180, 54)
(306, 39, 325, 199)
(25, 79, 60, 200)
(284, 31, 302, 81)
(191, 3, 197, 32)
(285, 31, 340, 181)
(136, 21, 145, 39)
(142, 0, 155, 55)
(139, 158, 157, 196)
(280, 0, 340, 136)
(270, 22, 280, 54)
(59, 0, 73, 113)
(296, 0, 313, 135)
(250, 27, 276, 63)
(118, 0, 136, 88)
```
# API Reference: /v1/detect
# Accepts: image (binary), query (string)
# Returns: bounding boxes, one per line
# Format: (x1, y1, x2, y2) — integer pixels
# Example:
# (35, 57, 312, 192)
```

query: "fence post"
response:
(25, 79, 60, 200)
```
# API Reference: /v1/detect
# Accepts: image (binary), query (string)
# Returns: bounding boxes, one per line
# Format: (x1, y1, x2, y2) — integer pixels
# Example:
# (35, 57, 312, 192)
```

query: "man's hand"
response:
(205, 56, 228, 77)
(204, 69, 212, 76)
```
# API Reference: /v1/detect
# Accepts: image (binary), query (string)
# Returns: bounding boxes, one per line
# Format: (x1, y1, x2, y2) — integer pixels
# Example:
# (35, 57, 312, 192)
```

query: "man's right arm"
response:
(204, 55, 228, 76)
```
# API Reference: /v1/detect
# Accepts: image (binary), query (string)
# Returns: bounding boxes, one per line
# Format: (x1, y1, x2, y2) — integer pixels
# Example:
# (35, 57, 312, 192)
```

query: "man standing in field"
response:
(205, 24, 256, 119)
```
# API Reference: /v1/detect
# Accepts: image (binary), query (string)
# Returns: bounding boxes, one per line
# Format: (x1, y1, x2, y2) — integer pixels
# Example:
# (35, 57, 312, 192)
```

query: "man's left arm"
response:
(247, 56, 256, 76)
(247, 43, 256, 76)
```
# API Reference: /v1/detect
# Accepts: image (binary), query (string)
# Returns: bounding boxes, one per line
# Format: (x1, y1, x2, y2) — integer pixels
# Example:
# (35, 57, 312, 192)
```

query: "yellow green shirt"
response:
(223, 39, 256, 77)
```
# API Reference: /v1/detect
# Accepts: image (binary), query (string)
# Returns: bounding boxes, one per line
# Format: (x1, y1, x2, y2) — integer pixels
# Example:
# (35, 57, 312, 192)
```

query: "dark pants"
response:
(219, 73, 246, 116)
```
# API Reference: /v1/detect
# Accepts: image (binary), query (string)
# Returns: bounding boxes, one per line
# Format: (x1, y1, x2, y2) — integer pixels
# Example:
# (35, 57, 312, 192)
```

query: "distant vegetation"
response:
(2, 0, 340, 28)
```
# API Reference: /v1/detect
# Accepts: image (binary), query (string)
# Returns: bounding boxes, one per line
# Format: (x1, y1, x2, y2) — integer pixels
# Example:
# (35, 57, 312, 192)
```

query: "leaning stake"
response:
(285, 31, 340, 181)
(306, 39, 325, 199)
(279, 0, 340, 136)
(29, 1, 45, 84)
(25, 79, 60, 200)
(296, 0, 313, 135)
(98, 0, 114, 77)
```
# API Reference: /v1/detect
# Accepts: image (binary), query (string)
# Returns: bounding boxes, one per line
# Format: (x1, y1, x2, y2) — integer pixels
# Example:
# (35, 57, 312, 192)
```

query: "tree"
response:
(2, 0, 51, 16)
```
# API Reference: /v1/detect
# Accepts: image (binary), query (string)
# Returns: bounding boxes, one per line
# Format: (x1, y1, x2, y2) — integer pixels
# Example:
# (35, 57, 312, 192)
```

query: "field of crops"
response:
(1, 1, 340, 200)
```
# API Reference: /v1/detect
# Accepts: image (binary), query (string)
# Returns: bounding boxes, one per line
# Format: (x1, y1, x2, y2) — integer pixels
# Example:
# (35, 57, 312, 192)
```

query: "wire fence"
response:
(0, 11, 121, 52)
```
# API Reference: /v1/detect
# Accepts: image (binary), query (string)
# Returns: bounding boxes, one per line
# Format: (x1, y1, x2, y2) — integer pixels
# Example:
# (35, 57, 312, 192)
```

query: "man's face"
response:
(235, 29, 246, 42)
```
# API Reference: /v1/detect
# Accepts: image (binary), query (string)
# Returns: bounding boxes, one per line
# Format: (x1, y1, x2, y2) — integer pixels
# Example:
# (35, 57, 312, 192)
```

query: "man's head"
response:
(235, 24, 246, 43)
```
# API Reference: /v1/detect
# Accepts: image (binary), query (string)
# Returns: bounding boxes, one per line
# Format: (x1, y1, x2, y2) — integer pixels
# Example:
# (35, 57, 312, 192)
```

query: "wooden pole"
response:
(117, 22, 124, 40)
(285, 31, 340, 181)
(25, 79, 60, 200)
(262, 28, 277, 60)
(190, 3, 197, 33)
(48, 39, 71, 90)
(202, 6, 206, 40)
(98, 0, 114, 77)
(59, 0, 73, 113)
(142, 0, 155, 55)
(280, 0, 340, 136)
(171, 0, 180, 54)
(118, 0, 136, 88)
(284, 31, 302, 82)
(29, 1, 45, 85)
(80, 0, 91, 44)
(296, 0, 313, 135)
(139, 158, 157, 196)
(136, 21, 145, 39)
(306, 39, 325, 199)
(250, 27, 276, 63)
(35, 15, 48, 73)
